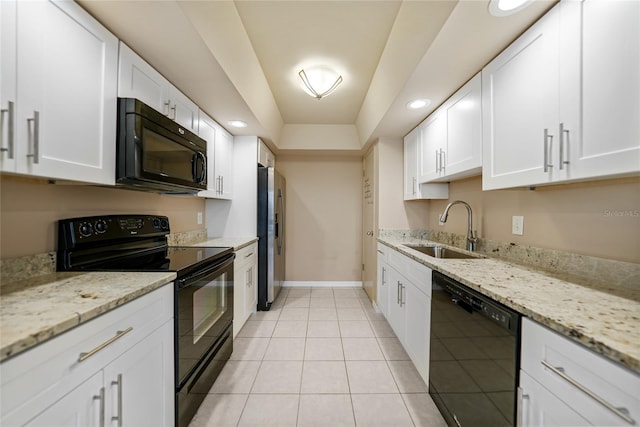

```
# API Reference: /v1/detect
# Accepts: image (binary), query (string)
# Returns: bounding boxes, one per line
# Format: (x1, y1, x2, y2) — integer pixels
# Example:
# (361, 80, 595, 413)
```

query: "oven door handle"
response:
(177, 253, 235, 288)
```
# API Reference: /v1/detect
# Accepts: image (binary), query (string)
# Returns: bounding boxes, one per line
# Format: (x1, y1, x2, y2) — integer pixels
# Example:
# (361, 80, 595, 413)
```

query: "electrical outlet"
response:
(197, 212, 203, 225)
(512, 216, 524, 235)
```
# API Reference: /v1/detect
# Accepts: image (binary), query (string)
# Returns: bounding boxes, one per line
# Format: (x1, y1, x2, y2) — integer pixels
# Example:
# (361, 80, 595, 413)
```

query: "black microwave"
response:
(116, 98, 207, 193)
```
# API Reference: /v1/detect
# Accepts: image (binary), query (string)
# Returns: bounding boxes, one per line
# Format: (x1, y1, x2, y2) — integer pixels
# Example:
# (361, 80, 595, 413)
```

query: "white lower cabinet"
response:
(0, 285, 174, 427)
(519, 318, 640, 427)
(379, 244, 432, 384)
(376, 243, 389, 318)
(233, 242, 258, 338)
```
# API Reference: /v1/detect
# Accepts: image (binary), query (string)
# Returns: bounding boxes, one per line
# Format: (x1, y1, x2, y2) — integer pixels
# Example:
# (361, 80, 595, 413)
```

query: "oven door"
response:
(175, 253, 234, 389)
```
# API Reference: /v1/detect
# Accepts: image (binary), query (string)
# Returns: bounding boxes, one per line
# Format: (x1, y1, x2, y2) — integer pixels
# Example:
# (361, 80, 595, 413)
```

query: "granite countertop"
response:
(189, 237, 258, 251)
(0, 271, 176, 362)
(379, 237, 640, 375)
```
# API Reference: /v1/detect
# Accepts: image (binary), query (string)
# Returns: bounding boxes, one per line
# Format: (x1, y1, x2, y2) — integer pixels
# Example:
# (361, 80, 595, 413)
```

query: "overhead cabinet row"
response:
(0, 0, 234, 199)
(405, 0, 640, 197)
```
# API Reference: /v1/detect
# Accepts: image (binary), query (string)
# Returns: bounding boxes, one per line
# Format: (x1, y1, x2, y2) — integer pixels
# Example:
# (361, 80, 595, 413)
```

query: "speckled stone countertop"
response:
(379, 237, 640, 375)
(0, 271, 176, 362)
(189, 237, 258, 251)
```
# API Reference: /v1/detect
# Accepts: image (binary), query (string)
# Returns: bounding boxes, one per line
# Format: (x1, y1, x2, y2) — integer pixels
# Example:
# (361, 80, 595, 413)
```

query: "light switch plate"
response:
(512, 216, 524, 235)
(197, 212, 203, 225)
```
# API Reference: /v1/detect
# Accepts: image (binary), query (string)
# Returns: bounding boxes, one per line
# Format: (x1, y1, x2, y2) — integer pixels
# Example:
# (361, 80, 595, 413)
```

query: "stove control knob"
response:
(160, 218, 169, 230)
(95, 220, 108, 234)
(79, 222, 93, 237)
(152, 217, 161, 229)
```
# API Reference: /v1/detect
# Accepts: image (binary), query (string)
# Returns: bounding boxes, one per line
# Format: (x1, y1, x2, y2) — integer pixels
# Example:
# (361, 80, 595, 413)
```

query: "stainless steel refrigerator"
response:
(257, 166, 285, 310)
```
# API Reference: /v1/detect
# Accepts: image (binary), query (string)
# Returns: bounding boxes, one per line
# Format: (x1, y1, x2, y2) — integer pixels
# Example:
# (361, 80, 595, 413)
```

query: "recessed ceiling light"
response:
(406, 99, 431, 110)
(228, 120, 247, 128)
(489, 0, 533, 16)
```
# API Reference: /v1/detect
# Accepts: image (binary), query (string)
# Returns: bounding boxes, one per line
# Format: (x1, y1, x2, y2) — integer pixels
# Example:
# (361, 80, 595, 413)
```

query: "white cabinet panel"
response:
(404, 126, 421, 200)
(233, 242, 258, 338)
(198, 112, 234, 200)
(404, 282, 430, 384)
(570, 0, 640, 179)
(118, 41, 199, 133)
(419, 111, 446, 182)
(520, 318, 640, 426)
(1, 0, 117, 185)
(0, 0, 17, 173)
(386, 266, 406, 343)
(376, 243, 389, 318)
(482, 7, 561, 190)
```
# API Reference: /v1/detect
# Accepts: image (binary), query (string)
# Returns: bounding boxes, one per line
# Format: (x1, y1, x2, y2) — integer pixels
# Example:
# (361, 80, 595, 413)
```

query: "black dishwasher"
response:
(429, 271, 521, 427)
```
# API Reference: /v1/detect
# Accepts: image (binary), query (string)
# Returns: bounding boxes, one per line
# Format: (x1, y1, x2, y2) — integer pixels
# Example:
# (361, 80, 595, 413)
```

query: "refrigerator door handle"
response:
(277, 189, 285, 255)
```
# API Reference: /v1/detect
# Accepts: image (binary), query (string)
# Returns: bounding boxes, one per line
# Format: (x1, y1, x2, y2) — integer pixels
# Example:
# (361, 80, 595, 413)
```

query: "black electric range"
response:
(57, 214, 235, 427)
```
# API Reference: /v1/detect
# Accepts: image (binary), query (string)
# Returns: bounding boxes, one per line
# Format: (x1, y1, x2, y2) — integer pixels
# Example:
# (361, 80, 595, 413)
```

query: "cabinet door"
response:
(403, 282, 430, 385)
(519, 370, 590, 427)
(118, 42, 169, 116)
(25, 372, 103, 427)
(168, 84, 199, 133)
(482, 6, 561, 190)
(419, 112, 446, 182)
(0, 0, 17, 173)
(244, 258, 258, 319)
(103, 321, 174, 427)
(440, 73, 482, 181)
(376, 253, 389, 318)
(215, 127, 234, 200)
(570, 0, 640, 179)
(16, 0, 118, 184)
(403, 127, 420, 200)
(198, 112, 218, 194)
(386, 267, 406, 342)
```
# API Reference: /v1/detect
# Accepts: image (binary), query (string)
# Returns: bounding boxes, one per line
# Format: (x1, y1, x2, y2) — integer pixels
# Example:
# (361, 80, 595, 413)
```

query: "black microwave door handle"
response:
(192, 152, 206, 184)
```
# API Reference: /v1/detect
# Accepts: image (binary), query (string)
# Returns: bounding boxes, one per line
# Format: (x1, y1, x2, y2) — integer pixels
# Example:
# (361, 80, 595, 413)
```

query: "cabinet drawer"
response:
(521, 317, 640, 426)
(235, 242, 257, 267)
(1, 284, 173, 424)
(387, 248, 432, 296)
(377, 243, 388, 262)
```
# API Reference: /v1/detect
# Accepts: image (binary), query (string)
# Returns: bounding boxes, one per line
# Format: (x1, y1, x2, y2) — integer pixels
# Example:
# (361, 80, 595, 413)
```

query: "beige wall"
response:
(277, 154, 363, 281)
(428, 176, 640, 264)
(0, 176, 205, 259)
(377, 138, 431, 230)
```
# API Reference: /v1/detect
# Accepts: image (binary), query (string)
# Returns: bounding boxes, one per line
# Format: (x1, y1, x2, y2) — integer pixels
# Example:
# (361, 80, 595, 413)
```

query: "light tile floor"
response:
(189, 287, 448, 427)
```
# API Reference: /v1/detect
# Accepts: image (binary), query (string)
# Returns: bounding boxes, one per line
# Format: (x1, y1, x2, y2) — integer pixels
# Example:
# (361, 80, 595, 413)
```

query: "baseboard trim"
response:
(283, 281, 363, 288)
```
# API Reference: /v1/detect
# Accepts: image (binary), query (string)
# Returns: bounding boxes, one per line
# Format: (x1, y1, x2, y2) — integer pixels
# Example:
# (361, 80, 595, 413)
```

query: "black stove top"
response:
(57, 215, 232, 277)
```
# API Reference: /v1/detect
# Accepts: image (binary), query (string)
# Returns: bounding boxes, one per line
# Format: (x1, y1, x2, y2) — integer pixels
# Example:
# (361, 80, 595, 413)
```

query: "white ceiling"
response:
(78, 0, 557, 154)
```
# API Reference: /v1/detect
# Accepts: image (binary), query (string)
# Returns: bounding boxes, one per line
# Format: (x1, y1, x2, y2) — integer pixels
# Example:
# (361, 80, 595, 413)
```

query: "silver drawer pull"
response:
(79, 327, 133, 362)
(245, 252, 254, 258)
(541, 360, 635, 424)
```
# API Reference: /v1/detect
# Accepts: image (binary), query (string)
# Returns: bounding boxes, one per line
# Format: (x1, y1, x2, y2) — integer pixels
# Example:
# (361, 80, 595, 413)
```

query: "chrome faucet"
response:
(439, 200, 478, 252)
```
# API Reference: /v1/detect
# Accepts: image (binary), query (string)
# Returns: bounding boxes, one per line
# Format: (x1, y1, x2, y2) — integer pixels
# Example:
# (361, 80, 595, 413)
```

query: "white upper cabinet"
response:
(483, 0, 640, 190)
(482, 8, 561, 190)
(1, 0, 118, 185)
(568, 0, 640, 180)
(404, 126, 448, 200)
(404, 126, 421, 200)
(198, 112, 233, 200)
(420, 73, 482, 183)
(118, 42, 199, 133)
(418, 110, 446, 182)
(258, 138, 275, 168)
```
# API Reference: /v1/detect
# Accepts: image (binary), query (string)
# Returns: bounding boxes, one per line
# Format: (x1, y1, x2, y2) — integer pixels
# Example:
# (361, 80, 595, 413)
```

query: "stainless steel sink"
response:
(403, 244, 477, 259)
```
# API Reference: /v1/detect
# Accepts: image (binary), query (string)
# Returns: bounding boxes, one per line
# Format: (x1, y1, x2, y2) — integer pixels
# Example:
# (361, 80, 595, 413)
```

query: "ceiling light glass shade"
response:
(298, 67, 343, 99)
(489, 0, 532, 16)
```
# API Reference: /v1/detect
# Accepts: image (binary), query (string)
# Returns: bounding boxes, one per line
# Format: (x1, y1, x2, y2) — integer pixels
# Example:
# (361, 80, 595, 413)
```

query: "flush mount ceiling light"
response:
(406, 99, 431, 110)
(489, 0, 533, 16)
(298, 66, 343, 100)
(228, 120, 247, 128)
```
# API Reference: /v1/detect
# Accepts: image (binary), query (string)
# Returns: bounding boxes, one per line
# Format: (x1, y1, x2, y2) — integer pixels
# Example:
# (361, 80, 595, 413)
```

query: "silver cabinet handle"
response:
(412, 177, 416, 196)
(163, 100, 171, 117)
(245, 252, 254, 258)
(440, 149, 446, 175)
(543, 128, 553, 172)
(381, 267, 386, 285)
(559, 123, 570, 170)
(397, 281, 401, 304)
(400, 284, 405, 307)
(435, 149, 440, 173)
(26, 111, 40, 164)
(79, 327, 133, 362)
(517, 386, 529, 427)
(377, 249, 384, 255)
(1, 101, 15, 159)
(94, 387, 105, 427)
(541, 360, 635, 424)
(221, 175, 224, 194)
(170, 105, 177, 120)
(111, 374, 123, 427)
